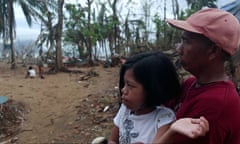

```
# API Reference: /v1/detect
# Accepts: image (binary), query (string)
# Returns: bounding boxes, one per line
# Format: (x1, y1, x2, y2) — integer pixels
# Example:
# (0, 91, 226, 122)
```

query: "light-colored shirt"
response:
(28, 69, 36, 77)
(114, 104, 175, 144)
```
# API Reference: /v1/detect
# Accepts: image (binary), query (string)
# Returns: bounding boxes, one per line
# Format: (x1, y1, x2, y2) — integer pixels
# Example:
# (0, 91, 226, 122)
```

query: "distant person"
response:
(109, 51, 208, 144)
(119, 56, 126, 65)
(160, 8, 240, 144)
(37, 56, 44, 79)
(25, 66, 36, 78)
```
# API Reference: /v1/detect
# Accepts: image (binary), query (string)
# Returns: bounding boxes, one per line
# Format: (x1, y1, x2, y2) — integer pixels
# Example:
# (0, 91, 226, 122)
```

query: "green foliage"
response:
(152, 14, 179, 50)
(1, 0, 224, 66)
(155, 0, 218, 52)
(186, 0, 217, 11)
(64, 3, 88, 58)
(0, 0, 58, 69)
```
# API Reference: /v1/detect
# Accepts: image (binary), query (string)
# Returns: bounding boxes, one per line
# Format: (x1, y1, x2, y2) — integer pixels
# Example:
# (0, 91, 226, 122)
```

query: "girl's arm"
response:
(153, 116, 209, 143)
(108, 125, 119, 144)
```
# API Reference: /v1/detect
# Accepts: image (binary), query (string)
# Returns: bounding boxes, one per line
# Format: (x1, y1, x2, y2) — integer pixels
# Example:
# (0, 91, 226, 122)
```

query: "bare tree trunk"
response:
(163, 0, 166, 50)
(55, 0, 64, 71)
(7, 0, 16, 69)
(2, 0, 7, 59)
(108, 33, 114, 56)
(87, 0, 94, 66)
(113, 0, 119, 54)
(77, 42, 84, 59)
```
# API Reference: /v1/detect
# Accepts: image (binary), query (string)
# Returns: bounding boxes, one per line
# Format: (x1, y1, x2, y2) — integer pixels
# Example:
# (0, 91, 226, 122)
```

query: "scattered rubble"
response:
(0, 99, 28, 143)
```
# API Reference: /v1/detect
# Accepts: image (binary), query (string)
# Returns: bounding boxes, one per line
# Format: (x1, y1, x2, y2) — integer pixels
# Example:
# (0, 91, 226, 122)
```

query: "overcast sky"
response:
(14, 0, 234, 41)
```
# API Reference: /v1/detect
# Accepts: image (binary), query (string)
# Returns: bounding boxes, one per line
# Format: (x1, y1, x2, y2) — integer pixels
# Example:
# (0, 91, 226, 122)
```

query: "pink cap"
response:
(167, 8, 240, 55)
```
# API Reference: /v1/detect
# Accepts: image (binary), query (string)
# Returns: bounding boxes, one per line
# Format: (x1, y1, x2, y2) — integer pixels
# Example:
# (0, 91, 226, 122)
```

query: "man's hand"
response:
(170, 116, 209, 138)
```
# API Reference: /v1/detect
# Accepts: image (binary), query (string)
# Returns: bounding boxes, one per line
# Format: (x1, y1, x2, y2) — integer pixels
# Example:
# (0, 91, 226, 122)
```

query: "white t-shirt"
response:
(114, 104, 175, 144)
(28, 69, 36, 77)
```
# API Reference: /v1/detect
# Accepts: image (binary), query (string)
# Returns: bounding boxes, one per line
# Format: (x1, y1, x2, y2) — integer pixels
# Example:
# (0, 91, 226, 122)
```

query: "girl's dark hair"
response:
(119, 51, 181, 107)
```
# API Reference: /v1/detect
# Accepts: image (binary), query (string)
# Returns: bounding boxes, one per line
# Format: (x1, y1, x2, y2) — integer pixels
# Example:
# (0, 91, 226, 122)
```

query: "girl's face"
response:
(121, 69, 145, 111)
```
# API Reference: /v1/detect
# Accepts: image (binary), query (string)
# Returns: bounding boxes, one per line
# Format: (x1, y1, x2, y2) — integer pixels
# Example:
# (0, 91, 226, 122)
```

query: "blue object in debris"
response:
(0, 96, 8, 104)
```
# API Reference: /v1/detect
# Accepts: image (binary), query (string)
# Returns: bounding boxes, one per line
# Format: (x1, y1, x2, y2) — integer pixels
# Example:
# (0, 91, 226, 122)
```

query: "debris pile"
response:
(73, 89, 119, 143)
(0, 98, 28, 142)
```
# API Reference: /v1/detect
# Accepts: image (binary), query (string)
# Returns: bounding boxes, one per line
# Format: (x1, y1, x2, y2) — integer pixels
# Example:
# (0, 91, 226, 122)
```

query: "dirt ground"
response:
(1, 58, 239, 144)
(0, 62, 120, 143)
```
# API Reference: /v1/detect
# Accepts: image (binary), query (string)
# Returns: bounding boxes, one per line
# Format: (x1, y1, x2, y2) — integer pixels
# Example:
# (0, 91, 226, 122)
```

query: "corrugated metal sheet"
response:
(221, 0, 240, 21)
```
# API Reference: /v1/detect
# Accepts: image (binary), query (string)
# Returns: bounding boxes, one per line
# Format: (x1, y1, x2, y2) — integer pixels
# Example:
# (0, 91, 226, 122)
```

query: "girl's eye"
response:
(125, 82, 135, 89)
(127, 83, 133, 87)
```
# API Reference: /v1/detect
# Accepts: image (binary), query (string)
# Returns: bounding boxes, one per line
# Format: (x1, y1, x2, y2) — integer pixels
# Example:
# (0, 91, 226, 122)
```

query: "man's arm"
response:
(153, 117, 209, 143)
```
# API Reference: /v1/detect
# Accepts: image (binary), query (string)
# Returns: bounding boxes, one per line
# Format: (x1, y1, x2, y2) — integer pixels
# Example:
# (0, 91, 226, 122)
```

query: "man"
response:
(162, 8, 240, 144)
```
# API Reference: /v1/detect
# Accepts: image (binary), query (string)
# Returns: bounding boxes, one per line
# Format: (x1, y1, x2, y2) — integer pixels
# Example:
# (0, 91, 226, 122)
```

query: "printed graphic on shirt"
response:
(119, 119, 139, 144)
(115, 105, 176, 143)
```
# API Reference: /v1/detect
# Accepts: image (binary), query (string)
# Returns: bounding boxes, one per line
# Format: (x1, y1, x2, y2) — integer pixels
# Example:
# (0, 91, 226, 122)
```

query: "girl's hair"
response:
(119, 51, 181, 107)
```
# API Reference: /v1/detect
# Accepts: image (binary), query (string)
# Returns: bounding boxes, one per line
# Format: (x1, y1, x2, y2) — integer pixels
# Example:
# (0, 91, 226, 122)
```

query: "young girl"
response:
(109, 51, 208, 144)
